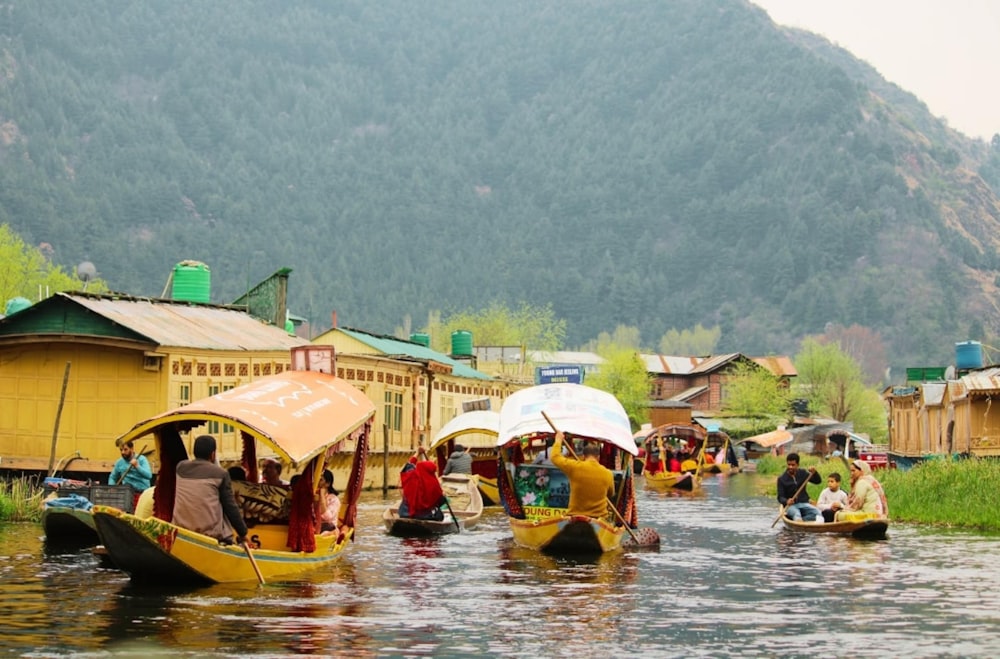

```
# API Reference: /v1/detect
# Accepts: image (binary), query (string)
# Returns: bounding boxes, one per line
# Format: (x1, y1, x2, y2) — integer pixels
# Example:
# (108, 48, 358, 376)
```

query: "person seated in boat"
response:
(172, 434, 249, 545)
(550, 431, 614, 519)
(398, 446, 445, 521)
(776, 453, 822, 522)
(443, 443, 473, 475)
(134, 485, 156, 519)
(315, 468, 341, 533)
(667, 446, 683, 473)
(109, 441, 154, 507)
(643, 439, 666, 475)
(816, 472, 850, 523)
(679, 445, 698, 474)
(835, 459, 889, 522)
(260, 458, 289, 487)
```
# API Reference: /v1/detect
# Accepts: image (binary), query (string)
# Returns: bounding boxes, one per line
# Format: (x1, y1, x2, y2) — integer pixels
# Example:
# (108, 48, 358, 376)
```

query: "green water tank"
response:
(4, 297, 31, 316)
(410, 332, 430, 347)
(451, 330, 473, 356)
(171, 261, 211, 303)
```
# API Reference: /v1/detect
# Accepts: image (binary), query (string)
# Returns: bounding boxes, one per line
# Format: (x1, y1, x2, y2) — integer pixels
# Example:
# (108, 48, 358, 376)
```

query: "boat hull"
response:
(477, 476, 499, 506)
(780, 516, 889, 540)
(644, 470, 700, 491)
(92, 505, 355, 584)
(41, 507, 100, 546)
(384, 473, 483, 537)
(509, 514, 624, 555)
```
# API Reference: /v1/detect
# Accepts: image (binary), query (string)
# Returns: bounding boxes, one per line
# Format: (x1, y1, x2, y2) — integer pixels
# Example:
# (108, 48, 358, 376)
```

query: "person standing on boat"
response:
(442, 444, 473, 475)
(816, 472, 850, 523)
(835, 459, 888, 521)
(776, 453, 822, 522)
(399, 447, 445, 521)
(109, 440, 154, 492)
(550, 431, 614, 519)
(173, 434, 249, 545)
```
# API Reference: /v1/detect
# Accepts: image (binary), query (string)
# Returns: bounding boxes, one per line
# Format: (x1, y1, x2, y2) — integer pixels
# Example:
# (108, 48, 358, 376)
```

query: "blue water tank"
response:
(955, 341, 984, 370)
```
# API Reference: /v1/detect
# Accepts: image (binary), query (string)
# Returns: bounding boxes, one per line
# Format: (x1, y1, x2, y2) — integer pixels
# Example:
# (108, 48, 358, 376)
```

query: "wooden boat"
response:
(496, 383, 642, 555)
(383, 473, 484, 536)
(693, 423, 740, 476)
(636, 424, 706, 491)
(40, 482, 136, 546)
(92, 364, 376, 585)
(429, 410, 501, 506)
(643, 470, 700, 491)
(42, 504, 99, 546)
(780, 515, 889, 540)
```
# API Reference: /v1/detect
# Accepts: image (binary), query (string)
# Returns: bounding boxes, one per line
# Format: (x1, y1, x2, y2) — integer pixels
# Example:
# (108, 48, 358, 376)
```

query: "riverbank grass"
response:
(0, 478, 43, 523)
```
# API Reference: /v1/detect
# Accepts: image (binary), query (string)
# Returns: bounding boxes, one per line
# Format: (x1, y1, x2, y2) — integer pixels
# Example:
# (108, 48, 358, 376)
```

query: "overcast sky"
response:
(750, 0, 1000, 142)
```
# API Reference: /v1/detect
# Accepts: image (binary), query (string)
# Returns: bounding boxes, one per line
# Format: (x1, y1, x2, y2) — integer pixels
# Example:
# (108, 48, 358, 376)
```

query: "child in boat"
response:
(816, 472, 849, 523)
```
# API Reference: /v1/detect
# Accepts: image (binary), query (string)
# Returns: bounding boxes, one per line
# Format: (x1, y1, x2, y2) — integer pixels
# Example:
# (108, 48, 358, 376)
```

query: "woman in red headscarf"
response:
(399, 446, 445, 521)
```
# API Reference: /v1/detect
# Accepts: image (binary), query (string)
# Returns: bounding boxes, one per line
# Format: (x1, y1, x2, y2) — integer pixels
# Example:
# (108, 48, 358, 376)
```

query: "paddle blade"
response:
(621, 526, 661, 550)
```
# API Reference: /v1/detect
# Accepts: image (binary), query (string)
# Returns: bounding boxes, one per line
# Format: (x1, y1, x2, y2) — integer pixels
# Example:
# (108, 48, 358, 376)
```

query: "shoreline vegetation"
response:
(0, 478, 44, 523)
(755, 455, 1000, 532)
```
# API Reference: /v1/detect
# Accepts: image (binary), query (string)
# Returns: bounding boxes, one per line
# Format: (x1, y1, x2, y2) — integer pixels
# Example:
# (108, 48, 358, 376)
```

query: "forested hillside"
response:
(2, 0, 999, 375)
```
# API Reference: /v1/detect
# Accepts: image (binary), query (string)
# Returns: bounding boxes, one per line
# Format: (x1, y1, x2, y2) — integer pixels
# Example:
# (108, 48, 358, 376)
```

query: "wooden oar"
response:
(441, 496, 461, 533)
(540, 411, 659, 549)
(243, 541, 265, 585)
(771, 469, 813, 528)
(114, 443, 148, 485)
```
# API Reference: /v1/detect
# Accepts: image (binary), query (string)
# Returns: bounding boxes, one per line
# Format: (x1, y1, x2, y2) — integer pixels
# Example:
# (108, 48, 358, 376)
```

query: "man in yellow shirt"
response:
(551, 431, 614, 518)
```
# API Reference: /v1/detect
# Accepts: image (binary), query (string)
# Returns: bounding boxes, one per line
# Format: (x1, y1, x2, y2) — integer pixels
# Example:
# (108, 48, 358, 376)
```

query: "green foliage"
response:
(0, 224, 108, 305)
(722, 360, 792, 419)
(580, 325, 642, 351)
(0, 478, 43, 523)
(427, 301, 565, 354)
(658, 324, 721, 356)
(794, 339, 885, 438)
(584, 344, 650, 429)
(0, 1, 992, 372)
(879, 458, 1000, 531)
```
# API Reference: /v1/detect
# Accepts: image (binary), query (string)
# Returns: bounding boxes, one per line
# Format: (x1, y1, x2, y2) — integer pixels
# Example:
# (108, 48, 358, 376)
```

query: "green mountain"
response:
(2, 0, 999, 375)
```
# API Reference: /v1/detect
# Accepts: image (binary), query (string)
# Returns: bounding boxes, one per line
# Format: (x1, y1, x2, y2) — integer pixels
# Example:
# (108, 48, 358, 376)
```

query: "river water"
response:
(1, 474, 998, 658)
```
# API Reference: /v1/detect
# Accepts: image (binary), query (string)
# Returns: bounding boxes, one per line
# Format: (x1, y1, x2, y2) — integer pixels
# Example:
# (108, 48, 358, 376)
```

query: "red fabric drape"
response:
(340, 422, 371, 534)
(153, 426, 189, 521)
(286, 460, 316, 553)
(241, 432, 259, 483)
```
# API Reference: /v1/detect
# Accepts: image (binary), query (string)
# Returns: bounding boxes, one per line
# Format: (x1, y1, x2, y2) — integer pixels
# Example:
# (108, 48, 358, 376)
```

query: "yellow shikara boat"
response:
(429, 410, 501, 506)
(636, 424, 706, 492)
(92, 366, 376, 585)
(496, 383, 645, 555)
(643, 470, 701, 491)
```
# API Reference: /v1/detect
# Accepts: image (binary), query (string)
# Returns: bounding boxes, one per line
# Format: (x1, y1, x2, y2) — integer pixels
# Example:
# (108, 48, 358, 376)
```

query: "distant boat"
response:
(429, 410, 500, 506)
(383, 473, 484, 536)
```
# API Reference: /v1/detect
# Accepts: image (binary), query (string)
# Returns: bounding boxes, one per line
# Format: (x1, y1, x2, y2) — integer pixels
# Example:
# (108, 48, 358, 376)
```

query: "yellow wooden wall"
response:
(0, 343, 163, 472)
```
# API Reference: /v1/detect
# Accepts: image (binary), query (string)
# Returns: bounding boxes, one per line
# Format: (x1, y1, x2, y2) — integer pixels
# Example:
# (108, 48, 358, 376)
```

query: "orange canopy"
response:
(116, 370, 376, 469)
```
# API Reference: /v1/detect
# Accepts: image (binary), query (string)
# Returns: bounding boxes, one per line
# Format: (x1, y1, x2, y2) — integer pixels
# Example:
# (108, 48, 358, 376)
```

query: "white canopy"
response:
(497, 383, 637, 456)
(430, 410, 500, 451)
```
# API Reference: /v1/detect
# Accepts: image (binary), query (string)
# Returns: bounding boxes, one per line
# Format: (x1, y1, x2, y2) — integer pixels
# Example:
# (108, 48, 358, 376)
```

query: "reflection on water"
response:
(2, 476, 1000, 656)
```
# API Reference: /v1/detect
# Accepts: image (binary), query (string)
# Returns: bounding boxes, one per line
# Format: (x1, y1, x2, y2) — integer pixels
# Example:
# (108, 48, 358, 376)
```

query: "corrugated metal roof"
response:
(921, 382, 947, 406)
(751, 355, 797, 377)
(669, 385, 708, 402)
(65, 293, 308, 351)
(961, 367, 1000, 395)
(689, 353, 741, 374)
(639, 353, 701, 374)
(339, 328, 492, 380)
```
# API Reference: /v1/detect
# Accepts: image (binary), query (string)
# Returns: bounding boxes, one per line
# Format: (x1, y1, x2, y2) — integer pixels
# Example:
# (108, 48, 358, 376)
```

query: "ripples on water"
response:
(2, 475, 1000, 657)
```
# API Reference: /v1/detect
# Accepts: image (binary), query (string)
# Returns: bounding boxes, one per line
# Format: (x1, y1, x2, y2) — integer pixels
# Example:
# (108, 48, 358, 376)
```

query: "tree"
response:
(579, 324, 642, 351)
(658, 324, 721, 356)
(821, 323, 888, 387)
(794, 338, 887, 441)
(426, 301, 566, 354)
(0, 224, 106, 307)
(721, 360, 792, 421)
(584, 343, 650, 429)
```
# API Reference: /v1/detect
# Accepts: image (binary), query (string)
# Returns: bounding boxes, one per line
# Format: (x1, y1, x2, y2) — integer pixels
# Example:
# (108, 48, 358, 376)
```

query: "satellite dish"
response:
(77, 261, 97, 292)
(945, 365, 956, 380)
(78, 261, 97, 281)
